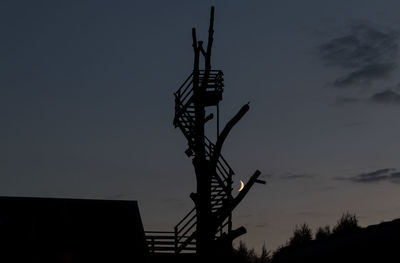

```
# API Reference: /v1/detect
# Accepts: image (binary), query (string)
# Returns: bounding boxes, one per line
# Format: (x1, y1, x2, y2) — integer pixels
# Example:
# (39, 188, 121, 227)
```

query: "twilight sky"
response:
(2, 0, 400, 252)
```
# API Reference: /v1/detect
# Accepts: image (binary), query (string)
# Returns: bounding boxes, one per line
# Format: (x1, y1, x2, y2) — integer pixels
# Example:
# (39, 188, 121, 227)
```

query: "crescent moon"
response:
(238, 180, 244, 192)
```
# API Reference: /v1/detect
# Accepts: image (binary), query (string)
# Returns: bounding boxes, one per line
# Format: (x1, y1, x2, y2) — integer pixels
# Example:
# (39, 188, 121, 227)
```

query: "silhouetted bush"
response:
(332, 212, 359, 236)
(234, 241, 257, 263)
(315, 225, 331, 240)
(288, 223, 312, 247)
(270, 223, 312, 262)
(271, 244, 288, 262)
(233, 241, 271, 263)
(259, 242, 271, 263)
(270, 213, 365, 262)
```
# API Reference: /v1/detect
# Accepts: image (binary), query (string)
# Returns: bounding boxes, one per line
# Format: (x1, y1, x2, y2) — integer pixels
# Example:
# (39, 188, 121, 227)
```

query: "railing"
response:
(205, 137, 234, 176)
(168, 69, 232, 253)
(174, 70, 224, 127)
(175, 73, 193, 104)
(216, 217, 231, 237)
(174, 207, 197, 253)
(175, 70, 223, 101)
(145, 231, 196, 254)
(145, 231, 176, 253)
(172, 170, 233, 252)
(199, 70, 224, 91)
(171, 113, 233, 252)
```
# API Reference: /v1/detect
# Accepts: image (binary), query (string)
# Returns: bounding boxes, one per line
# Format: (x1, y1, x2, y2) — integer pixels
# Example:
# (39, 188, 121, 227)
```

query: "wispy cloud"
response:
(260, 173, 274, 179)
(339, 168, 400, 184)
(280, 174, 314, 180)
(370, 89, 400, 105)
(317, 22, 399, 89)
(333, 63, 396, 88)
(351, 168, 395, 183)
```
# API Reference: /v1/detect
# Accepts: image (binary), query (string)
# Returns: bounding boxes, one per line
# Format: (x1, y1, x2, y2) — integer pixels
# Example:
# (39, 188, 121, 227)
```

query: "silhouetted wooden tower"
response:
(145, 6, 265, 258)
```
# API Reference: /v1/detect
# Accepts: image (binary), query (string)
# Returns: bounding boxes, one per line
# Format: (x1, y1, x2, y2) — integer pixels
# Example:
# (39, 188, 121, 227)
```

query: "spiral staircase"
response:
(145, 70, 235, 254)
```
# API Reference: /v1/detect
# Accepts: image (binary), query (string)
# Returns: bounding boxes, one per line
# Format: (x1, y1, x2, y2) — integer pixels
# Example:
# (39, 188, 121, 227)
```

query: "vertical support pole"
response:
(174, 226, 178, 254)
(193, 7, 215, 258)
(192, 25, 209, 256)
(228, 171, 233, 233)
(217, 103, 220, 137)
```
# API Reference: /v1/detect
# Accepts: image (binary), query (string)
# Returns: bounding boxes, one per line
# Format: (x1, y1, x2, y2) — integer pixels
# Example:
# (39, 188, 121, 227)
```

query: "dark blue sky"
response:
(2, 0, 400, 251)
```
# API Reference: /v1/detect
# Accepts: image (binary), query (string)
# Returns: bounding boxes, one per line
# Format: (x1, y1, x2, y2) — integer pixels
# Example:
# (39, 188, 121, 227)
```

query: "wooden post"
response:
(192, 7, 215, 257)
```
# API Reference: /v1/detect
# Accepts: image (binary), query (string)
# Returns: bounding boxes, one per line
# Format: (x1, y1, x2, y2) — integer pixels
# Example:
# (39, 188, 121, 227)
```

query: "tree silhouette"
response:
(232, 241, 271, 263)
(315, 225, 331, 240)
(332, 212, 359, 236)
(270, 213, 365, 262)
(259, 242, 271, 263)
(146, 7, 264, 258)
(288, 223, 312, 247)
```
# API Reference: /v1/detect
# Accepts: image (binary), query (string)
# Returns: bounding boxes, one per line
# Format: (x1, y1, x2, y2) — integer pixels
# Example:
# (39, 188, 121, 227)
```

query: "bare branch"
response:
(205, 6, 215, 70)
(192, 28, 198, 50)
(211, 103, 249, 166)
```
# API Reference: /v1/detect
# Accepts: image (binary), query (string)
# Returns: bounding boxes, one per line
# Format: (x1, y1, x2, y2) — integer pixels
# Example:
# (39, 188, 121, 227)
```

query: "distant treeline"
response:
(233, 212, 360, 263)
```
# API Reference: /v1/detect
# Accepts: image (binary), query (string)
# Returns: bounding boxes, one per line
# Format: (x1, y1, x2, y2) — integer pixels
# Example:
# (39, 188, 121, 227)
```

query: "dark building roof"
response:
(0, 196, 147, 262)
(272, 218, 400, 263)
